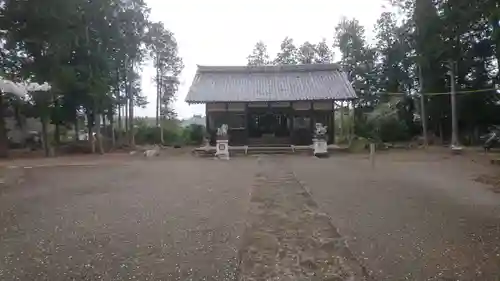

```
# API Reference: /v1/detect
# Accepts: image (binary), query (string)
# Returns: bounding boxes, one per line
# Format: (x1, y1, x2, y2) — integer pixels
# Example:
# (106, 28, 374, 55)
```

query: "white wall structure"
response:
(0, 79, 52, 144)
(0, 79, 51, 98)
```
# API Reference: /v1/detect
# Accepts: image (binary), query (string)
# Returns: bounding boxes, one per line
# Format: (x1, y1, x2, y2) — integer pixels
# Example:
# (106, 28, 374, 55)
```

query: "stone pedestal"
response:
(313, 139, 328, 158)
(216, 139, 230, 160)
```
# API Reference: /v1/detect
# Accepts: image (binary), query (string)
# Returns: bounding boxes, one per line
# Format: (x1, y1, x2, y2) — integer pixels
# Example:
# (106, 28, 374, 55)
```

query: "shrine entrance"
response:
(247, 109, 291, 145)
(205, 101, 341, 146)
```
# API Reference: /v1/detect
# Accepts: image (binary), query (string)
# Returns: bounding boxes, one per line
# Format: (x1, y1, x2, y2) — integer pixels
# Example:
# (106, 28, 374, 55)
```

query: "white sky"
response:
(137, 0, 388, 119)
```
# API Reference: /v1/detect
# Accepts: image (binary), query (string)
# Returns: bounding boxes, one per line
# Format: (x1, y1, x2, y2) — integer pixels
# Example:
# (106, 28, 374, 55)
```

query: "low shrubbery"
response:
(181, 124, 205, 145)
(134, 127, 180, 145)
(134, 124, 205, 146)
(355, 99, 416, 144)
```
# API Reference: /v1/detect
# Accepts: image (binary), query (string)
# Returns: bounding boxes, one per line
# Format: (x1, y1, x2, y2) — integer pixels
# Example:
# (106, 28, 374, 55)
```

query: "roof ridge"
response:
(197, 64, 341, 73)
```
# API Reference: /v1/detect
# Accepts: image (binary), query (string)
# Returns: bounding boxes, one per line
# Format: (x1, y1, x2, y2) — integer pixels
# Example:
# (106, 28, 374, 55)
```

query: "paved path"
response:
(291, 153, 500, 280)
(238, 156, 369, 280)
(0, 158, 256, 280)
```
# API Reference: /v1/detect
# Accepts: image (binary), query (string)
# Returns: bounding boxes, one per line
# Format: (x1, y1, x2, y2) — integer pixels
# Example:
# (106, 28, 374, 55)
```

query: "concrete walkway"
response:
(238, 156, 370, 280)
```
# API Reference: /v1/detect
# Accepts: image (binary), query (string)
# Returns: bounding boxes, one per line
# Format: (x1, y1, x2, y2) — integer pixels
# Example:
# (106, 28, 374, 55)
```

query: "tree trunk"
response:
(339, 101, 344, 140)
(13, 102, 26, 147)
(439, 120, 444, 145)
(127, 65, 135, 147)
(87, 112, 95, 154)
(41, 116, 51, 157)
(155, 56, 160, 127)
(160, 117, 164, 144)
(128, 87, 135, 147)
(349, 101, 355, 143)
(125, 97, 128, 133)
(116, 70, 122, 131)
(474, 126, 479, 145)
(95, 112, 104, 154)
(54, 123, 60, 145)
(74, 119, 79, 141)
(124, 61, 129, 135)
(101, 113, 111, 142)
(117, 103, 121, 130)
(101, 114, 106, 141)
(0, 93, 9, 158)
(110, 114, 115, 148)
(53, 97, 60, 146)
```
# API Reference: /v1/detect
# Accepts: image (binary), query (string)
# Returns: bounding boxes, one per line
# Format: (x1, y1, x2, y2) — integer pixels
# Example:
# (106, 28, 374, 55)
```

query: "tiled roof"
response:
(185, 64, 357, 103)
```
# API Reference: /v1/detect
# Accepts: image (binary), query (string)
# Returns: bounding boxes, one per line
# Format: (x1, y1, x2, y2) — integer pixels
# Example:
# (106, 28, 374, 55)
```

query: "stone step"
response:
(247, 143, 291, 148)
(192, 145, 348, 157)
(490, 158, 500, 165)
(246, 148, 296, 155)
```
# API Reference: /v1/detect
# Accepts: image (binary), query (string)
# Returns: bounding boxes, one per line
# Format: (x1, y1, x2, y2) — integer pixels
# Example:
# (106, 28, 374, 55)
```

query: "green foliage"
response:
(132, 120, 204, 146)
(146, 21, 183, 121)
(356, 97, 413, 142)
(314, 39, 333, 63)
(274, 37, 299, 65)
(134, 126, 180, 145)
(249, 0, 500, 144)
(297, 41, 317, 64)
(334, 18, 378, 108)
(273, 38, 334, 65)
(247, 41, 271, 66)
(182, 124, 205, 145)
(0, 0, 183, 156)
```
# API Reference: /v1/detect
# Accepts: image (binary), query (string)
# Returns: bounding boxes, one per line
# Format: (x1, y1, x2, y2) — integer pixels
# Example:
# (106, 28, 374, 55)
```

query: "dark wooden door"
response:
(248, 111, 290, 138)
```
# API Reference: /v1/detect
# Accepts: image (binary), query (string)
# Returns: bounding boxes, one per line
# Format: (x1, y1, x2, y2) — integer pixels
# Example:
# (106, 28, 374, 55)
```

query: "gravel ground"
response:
(0, 157, 256, 280)
(291, 151, 500, 280)
(1, 150, 499, 281)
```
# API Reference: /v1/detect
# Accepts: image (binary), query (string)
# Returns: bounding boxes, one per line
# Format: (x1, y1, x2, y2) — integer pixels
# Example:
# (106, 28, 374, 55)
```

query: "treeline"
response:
(248, 0, 500, 144)
(0, 0, 183, 157)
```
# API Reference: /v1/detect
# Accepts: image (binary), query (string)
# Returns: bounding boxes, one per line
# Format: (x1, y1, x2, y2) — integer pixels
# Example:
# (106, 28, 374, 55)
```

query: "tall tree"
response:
(374, 11, 416, 135)
(334, 18, 378, 108)
(146, 22, 183, 133)
(274, 37, 298, 65)
(297, 41, 316, 64)
(248, 0, 500, 143)
(247, 41, 270, 66)
(0, 0, 154, 156)
(375, 11, 413, 94)
(314, 39, 333, 63)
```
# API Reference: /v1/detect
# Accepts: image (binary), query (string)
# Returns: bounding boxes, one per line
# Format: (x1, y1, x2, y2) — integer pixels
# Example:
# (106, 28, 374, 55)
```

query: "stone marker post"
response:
(313, 123, 329, 158)
(215, 124, 229, 160)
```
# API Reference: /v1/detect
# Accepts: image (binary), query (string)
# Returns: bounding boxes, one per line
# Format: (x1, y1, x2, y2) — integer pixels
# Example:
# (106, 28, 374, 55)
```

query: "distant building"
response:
(181, 115, 206, 128)
(6, 117, 46, 144)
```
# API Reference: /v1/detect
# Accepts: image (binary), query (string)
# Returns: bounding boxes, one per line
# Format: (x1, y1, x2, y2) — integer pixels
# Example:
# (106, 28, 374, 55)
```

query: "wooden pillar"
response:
(289, 102, 295, 144)
(244, 103, 249, 145)
(309, 101, 314, 129)
(330, 100, 335, 144)
(205, 104, 210, 132)
(350, 100, 355, 143)
(205, 105, 215, 146)
(309, 101, 314, 145)
(225, 103, 230, 145)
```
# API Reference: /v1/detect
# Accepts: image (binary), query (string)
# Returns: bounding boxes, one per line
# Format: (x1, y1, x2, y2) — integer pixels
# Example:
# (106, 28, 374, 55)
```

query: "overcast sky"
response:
(137, 0, 388, 119)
